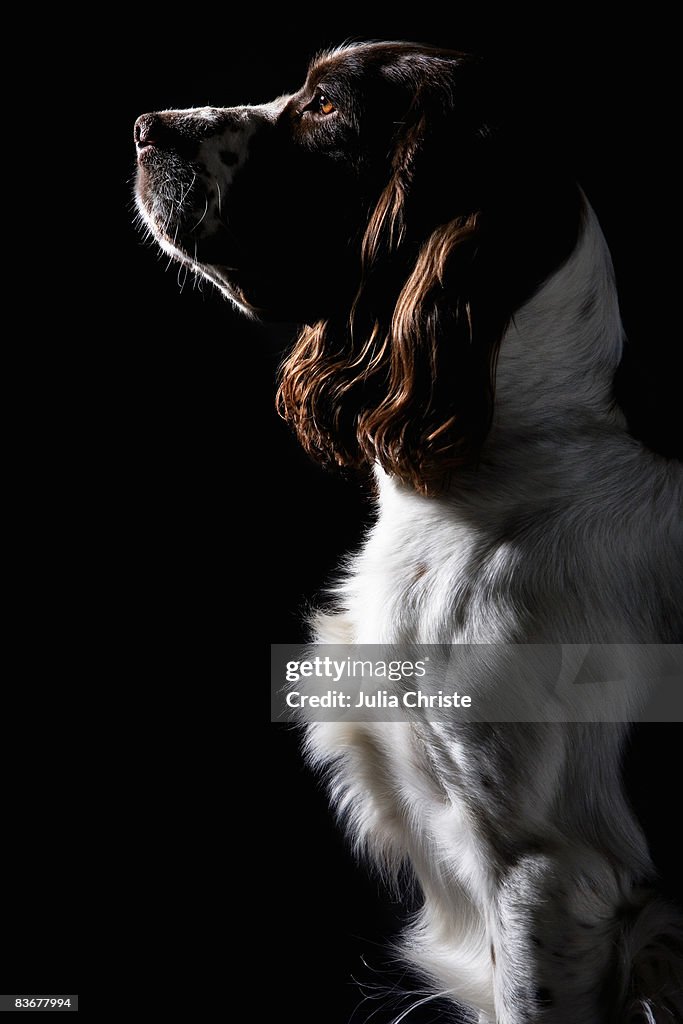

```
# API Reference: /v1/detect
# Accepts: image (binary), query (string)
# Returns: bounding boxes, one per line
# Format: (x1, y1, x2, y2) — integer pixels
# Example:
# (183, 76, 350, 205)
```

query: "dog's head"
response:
(135, 42, 581, 491)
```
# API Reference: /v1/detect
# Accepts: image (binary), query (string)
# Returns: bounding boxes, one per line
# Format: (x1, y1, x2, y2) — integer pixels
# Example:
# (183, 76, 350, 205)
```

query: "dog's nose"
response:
(135, 113, 171, 149)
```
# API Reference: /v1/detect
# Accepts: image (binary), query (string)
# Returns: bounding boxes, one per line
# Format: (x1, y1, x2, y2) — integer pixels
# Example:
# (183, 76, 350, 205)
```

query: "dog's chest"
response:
(335, 485, 517, 645)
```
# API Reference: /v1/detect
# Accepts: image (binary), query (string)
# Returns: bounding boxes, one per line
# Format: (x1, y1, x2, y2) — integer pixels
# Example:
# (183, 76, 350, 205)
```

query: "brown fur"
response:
(277, 50, 580, 493)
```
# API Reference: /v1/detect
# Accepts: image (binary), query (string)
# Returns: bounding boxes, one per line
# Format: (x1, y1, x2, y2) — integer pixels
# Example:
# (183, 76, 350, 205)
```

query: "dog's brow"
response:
(305, 58, 339, 91)
(307, 46, 365, 86)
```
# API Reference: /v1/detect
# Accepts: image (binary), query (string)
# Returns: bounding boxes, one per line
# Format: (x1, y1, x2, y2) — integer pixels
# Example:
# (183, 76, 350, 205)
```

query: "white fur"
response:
(307, 205, 683, 1022)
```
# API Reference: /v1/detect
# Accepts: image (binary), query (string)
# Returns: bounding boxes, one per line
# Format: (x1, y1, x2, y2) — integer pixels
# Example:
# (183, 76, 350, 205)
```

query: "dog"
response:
(134, 41, 683, 1023)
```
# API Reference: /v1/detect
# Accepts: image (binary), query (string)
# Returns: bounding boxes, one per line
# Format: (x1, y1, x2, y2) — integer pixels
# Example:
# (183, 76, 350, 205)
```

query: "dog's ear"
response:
(278, 52, 582, 494)
(361, 50, 494, 263)
(355, 212, 502, 493)
(277, 216, 509, 495)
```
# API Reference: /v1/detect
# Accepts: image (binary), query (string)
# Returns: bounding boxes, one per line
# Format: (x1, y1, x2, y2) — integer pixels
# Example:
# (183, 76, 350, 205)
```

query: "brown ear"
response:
(277, 209, 505, 495)
(356, 213, 501, 493)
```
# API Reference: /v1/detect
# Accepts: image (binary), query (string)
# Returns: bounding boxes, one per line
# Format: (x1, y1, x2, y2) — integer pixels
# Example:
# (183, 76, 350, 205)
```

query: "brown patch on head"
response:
(274, 43, 583, 494)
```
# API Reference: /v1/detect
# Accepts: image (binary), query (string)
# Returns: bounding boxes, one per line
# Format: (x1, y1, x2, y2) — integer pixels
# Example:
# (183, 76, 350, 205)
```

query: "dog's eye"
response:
(315, 93, 336, 116)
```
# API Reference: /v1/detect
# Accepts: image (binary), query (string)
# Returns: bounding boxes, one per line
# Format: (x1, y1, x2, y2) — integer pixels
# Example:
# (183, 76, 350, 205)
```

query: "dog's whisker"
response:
(191, 198, 209, 233)
(179, 172, 196, 208)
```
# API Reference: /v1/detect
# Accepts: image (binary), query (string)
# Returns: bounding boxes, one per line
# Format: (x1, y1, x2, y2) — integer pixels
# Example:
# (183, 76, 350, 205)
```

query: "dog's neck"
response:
(490, 200, 625, 451)
(376, 203, 632, 514)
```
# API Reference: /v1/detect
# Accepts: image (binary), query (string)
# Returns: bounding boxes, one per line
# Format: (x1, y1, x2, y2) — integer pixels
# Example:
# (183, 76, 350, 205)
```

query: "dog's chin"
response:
(170, 252, 330, 323)
(137, 194, 340, 322)
(191, 265, 265, 316)
(200, 268, 306, 322)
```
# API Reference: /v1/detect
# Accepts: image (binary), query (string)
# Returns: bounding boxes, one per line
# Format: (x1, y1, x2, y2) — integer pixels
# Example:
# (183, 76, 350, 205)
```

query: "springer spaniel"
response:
(134, 43, 682, 1024)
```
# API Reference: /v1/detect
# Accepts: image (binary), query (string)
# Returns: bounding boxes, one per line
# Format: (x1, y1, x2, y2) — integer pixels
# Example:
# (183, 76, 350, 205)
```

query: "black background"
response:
(4, 13, 681, 1018)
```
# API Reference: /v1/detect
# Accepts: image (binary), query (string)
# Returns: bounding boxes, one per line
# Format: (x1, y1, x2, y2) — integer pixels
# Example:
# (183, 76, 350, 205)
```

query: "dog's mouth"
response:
(135, 142, 156, 163)
(135, 151, 238, 269)
(136, 156, 272, 314)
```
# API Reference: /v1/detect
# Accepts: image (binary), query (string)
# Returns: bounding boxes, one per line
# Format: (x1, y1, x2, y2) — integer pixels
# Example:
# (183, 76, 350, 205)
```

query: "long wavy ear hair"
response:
(277, 51, 582, 494)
